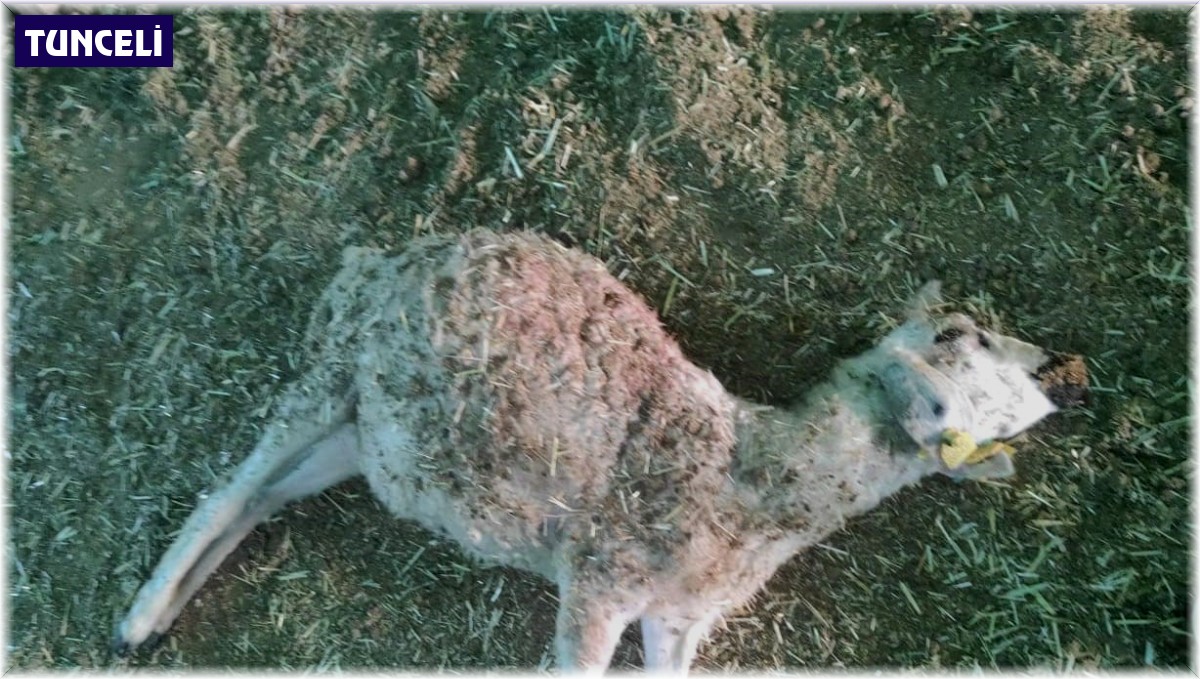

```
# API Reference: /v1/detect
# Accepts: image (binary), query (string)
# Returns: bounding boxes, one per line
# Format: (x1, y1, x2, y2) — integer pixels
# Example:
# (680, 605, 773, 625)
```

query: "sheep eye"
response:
(934, 328, 964, 344)
(977, 332, 992, 349)
(932, 402, 946, 417)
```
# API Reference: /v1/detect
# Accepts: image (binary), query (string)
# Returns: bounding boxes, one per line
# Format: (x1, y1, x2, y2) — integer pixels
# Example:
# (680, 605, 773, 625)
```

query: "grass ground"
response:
(7, 6, 1191, 671)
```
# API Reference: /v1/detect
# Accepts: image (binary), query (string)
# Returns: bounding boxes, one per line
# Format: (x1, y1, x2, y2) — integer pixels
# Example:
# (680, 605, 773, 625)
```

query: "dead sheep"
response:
(114, 229, 1088, 672)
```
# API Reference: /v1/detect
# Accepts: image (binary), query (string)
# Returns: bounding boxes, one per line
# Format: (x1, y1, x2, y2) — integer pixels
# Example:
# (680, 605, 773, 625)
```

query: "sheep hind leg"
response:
(553, 579, 643, 674)
(114, 419, 361, 655)
(640, 610, 720, 674)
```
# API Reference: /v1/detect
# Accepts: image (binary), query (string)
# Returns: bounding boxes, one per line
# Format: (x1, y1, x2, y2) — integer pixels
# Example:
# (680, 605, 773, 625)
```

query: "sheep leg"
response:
(553, 581, 641, 674)
(114, 410, 359, 654)
(640, 611, 718, 674)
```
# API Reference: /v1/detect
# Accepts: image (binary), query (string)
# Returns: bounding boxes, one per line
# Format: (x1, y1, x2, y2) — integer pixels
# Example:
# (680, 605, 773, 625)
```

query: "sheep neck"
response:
(731, 361, 933, 545)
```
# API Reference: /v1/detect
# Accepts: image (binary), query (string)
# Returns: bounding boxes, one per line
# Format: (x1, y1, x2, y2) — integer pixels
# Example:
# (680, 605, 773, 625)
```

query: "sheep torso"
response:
(309, 231, 750, 579)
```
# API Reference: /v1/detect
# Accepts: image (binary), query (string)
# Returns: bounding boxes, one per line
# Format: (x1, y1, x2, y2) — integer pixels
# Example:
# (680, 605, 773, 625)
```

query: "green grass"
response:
(7, 6, 1190, 670)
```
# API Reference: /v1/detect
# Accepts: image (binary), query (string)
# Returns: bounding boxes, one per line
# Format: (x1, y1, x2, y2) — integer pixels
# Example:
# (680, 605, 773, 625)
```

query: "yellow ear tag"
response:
(966, 440, 1016, 465)
(939, 429, 977, 469)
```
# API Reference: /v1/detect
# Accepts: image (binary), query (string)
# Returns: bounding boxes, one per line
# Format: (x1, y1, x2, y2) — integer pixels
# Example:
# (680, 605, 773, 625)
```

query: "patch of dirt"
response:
(419, 11, 468, 103)
(637, 8, 790, 189)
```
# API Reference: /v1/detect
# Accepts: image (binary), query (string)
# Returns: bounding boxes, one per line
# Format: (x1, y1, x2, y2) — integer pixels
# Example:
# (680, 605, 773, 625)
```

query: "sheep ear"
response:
(986, 332, 1049, 374)
(944, 450, 1016, 481)
(906, 280, 943, 321)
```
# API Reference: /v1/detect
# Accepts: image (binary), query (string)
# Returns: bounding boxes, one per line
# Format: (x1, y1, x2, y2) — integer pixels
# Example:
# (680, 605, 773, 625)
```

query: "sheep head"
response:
(870, 282, 1088, 481)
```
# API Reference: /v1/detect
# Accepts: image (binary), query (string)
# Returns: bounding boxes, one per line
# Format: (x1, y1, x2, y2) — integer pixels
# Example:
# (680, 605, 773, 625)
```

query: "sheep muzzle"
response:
(1035, 353, 1089, 409)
